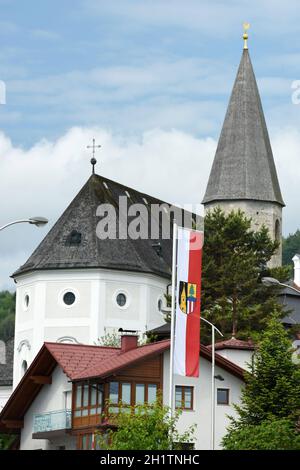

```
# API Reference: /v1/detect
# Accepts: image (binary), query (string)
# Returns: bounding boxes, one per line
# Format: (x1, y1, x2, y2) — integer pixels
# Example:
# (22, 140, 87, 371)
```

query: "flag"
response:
(174, 226, 203, 377)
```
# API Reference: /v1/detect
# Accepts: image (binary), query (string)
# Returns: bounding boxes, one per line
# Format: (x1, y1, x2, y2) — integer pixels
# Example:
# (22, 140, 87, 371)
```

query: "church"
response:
(0, 31, 285, 450)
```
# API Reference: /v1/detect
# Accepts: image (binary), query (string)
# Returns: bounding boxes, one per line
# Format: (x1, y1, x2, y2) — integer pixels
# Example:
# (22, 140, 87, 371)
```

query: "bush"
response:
(223, 418, 300, 450)
(96, 399, 196, 450)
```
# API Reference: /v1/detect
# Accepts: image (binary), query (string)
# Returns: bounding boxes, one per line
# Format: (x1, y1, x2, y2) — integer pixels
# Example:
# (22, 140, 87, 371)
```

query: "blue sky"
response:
(1, 0, 300, 145)
(1, 0, 300, 289)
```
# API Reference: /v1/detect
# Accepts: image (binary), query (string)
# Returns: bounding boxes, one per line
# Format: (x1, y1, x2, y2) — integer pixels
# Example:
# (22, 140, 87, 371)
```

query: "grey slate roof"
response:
(0, 338, 14, 387)
(13, 174, 201, 279)
(148, 322, 171, 340)
(202, 49, 284, 206)
(278, 284, 300, 325)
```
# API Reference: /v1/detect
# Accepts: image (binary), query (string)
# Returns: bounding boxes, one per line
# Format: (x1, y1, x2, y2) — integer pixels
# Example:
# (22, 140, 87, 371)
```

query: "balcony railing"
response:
(33, 409, 71, 434)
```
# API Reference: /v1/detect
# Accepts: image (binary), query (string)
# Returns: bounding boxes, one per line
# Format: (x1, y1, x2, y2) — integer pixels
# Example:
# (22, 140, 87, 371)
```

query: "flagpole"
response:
(200, 316, 223, 450)
(169, 221, 177, 420)
(211, 324, 215, 450)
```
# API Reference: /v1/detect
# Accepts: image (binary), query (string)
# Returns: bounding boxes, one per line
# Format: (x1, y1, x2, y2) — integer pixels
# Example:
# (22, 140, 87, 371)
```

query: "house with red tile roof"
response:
(210, 338, 255, 370)
(0, 334, 245, 450)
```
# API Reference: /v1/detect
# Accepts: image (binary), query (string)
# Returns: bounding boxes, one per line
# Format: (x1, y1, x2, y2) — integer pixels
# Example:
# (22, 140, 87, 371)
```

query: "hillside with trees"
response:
(0, 291, 15, 341)
(282, 229, 300, 267)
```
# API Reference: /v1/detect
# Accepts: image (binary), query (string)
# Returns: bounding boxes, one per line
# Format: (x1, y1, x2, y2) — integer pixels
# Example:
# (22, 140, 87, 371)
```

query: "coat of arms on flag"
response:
(179, 281, 197, 314)
(173, 226, 203, 377)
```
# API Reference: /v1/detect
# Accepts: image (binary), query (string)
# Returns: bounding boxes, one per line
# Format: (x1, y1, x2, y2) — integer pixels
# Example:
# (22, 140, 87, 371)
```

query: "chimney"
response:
(120, 333, 138, 353)
(292, 254, 300, 287)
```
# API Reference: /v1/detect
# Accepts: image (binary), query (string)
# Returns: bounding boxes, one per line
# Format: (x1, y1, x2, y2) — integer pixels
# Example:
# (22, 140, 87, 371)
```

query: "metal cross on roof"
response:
(87, 138, 101, 174)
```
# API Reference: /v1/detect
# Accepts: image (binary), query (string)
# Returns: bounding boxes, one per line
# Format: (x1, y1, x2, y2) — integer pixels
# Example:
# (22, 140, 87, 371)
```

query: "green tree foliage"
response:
(0, 434, 17, 450)
(222, 418, 300, 450)
(95, 332, 121, 347)
(201, 208, 289, 342)
(282, 229, 300, 267)
(0, 291, 15, 341)
(95, 332, 148, 347)
(222, 317, 300, 450)
(97, 400, 196, 450)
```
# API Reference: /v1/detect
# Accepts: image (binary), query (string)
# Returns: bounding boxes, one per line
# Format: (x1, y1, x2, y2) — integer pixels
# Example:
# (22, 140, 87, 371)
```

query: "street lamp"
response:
(214, 374, 224, 381)
(262, 276, 300, 325)
(0, 217, 48, 232)
(262, 276, 300, 294)
(201, 316, 223, 450)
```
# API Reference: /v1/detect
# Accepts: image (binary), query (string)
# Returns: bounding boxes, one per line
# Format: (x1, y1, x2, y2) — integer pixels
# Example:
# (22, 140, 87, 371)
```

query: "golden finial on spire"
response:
(243, 22, 250, 49)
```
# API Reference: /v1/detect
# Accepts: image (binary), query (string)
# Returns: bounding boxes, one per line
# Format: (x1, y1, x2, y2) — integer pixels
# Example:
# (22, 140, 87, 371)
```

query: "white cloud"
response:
(271, 127, 300, 236)
(257, 77, 293, 97)
(83, 0, 300, 37)
(0, 126, 215, 290)
(0, 21, 19, 35)
(5, 58, 231, 138)
(0, 123, 299, 291)
(9, 58, 232, 104)
(30, 29, 61, 41)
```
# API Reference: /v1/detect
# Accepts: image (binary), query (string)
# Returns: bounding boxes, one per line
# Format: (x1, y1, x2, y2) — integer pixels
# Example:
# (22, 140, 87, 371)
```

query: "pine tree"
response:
(222, 317, 300, 449)
(201, 208, 289, 342)
(234, 317, 300, 424)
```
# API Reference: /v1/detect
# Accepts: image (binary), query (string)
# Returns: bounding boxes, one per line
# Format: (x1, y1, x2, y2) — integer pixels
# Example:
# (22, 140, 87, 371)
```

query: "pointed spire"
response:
(202, 43, 284, 207)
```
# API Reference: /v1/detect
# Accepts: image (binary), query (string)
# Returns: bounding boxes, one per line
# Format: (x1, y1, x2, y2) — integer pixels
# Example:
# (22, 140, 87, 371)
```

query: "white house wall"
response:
(0, 385, 12, 411)
(20, 366, 75, 450)
(13, 269, 167, 388)
(216, 349, 253, 370)
(163, 351, 243, 450)
(19, 354, 244, 450)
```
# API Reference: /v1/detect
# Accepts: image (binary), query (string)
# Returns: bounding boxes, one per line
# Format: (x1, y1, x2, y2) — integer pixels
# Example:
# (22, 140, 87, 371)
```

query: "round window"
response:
(158, 299, 163, 312)
(63, 292, 76, 306)
(24, 294, 30, 309)
(275, 219, 280, 242)
(21, 360, 28, 376)
(116, 293, 127, 307)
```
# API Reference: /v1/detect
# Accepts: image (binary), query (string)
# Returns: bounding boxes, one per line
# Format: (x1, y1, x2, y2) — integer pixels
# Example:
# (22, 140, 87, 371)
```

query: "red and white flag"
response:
(174, 227, 203, 377)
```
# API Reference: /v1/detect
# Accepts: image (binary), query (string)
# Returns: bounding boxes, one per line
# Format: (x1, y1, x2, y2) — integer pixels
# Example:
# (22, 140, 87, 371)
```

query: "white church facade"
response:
(11, 172, 193, 388)
(13, 267, 169, 388)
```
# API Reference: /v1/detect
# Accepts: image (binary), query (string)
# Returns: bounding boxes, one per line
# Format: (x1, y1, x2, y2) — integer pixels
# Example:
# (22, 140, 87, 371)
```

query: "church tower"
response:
(202, 26, 285, 267)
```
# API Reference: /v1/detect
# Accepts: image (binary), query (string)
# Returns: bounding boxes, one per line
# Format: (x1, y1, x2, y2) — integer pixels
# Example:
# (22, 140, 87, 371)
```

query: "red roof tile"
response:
(210, 337, 255, 351)
(0, 339, 245, 432)
(45, 340, 170, 380)
(45, 343, 119, 380)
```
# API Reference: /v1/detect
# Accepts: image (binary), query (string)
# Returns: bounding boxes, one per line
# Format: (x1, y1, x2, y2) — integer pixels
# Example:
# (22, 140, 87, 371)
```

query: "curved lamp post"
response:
(201, 316, 223, 450)
(262, 276, 300, 294)
(262, 276, 300, 325)
(0, 217, 48, 232)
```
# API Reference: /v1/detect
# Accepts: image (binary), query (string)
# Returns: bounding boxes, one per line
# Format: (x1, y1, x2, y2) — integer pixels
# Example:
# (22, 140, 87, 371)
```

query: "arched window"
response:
(275, 219, 281, 242)
(56, 336, 79, 344)
(0, 340, 6, 365)
(24, 294, 30, 309)
(21, 360, 28, 376)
